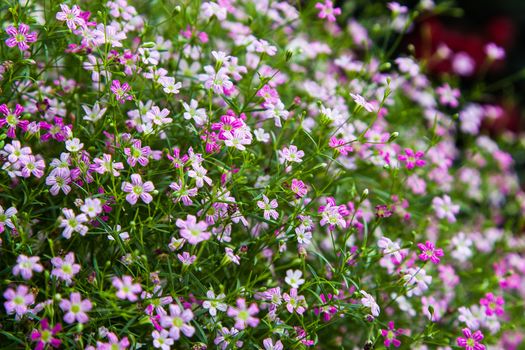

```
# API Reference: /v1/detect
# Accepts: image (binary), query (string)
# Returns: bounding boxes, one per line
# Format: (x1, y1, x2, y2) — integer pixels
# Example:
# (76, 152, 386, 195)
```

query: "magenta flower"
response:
(12, 255, 43, 280)
(315, 1, 341, 22)
(160, 304, 195, 340)
(227, 298, 259, 330)
(417, 241, 444, 264)
(51, 252, 81, 284)
(112, 275, 142, 302)
(124, 139, 151, 167)
(480, 293, 504, 316)
(381, 321, 403, 348)
(0, 104, 29, 138)
(111, 80, 132, 103)
(398, 148, 426, 169)
(121, 174, 155, 205)
(176, 214, 210, 245)
(3, 284, 35, 317)
(31, 318, 62, 350)
(313, 293, 338, 322)
(291, 178, 307, 198)
(457, 328, 486, 350)
(5, 23, 37, 51)
(59, 292, 92, 324)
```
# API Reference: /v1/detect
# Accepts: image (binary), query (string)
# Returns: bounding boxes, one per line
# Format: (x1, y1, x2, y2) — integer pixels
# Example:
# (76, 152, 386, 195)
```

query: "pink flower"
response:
(0, 104, 29, 138)
(19, 154, 45, 178)
(278, 145, 304, 163)
(51, 252, 81, 284)
(176, 214, 210, 245)
(453, 52, 476, 76)
(111, 80, 132, 103)
(160, 304, 195, 340)
(5, 23, 38, 51)
(177, 251, 197, 265)
(97, 332, 130, 350)
(417, 241, 444, 264)
(485, 43, 505, 61)
(59, 208, 89, 238)
(121, 174, 155, 205)
(257, 195, 279, 220)
(381, 321, 403, 347)
(479, 293, 504, 317)
(227, 298, 259, 329)
(56, 4, 85, 30)
(59, 292, 92, 324)
(112, 275, 142, 302)
(46, 167, 72, 196)
(283, 288, 307, 315)
(3, 284, 35, 317)
(432, 195, 460, 223)
(457, 328, 486, 350)
(12, 255, 43, 280)
(315, 1, 341, 22)
(124, 139, 151, 167)
(397, 148, 426, 169)
(31, 318, 62, 350)
(328, 137, 353, 155)
(91, 154, 124, 176)
(350, 93, 375, 112)
(436, 83, 460, 108)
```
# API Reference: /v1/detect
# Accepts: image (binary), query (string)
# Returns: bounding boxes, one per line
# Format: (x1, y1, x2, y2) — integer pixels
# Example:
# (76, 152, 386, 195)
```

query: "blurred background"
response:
(334, 0, 525, 179)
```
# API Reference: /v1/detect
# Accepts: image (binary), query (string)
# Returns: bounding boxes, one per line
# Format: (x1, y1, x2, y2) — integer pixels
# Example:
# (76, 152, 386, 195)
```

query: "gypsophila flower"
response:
(227, 298, 259, 330)
(457, 328, 486, 350)
(315, 1, 342, 22)
(160, 304, 195, 340)
(59, 292, 92, 324)
(13, 255, 43, 280)
(257, 195, 279, 220)
(417, 241, 444, 264)
(285, 269, 305, 288)
(176, 214, 210, 245)
(31, 318, 62, 350)
(51, 252, 81, 284)
(56, 4, 85, 30)
(203, 290, 227, 316)
(59, 208, 89, 239)
(432, 195, 460, 223)
(360, 290, 380, 317)
(121, 174, 155, 205)
(5, 24, 38, 51)
(112, 276, 142, 302)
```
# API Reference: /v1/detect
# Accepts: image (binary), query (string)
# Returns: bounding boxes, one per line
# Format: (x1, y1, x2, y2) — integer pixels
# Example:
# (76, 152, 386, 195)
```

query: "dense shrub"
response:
(0, 0, 524, 349)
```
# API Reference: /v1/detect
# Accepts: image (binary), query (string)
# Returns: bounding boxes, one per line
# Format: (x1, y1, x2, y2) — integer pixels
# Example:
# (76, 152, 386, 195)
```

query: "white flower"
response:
(284, 269, 304, 288)
(65, 138, 84, 152)
(202, 290, 227, 316)
(82, 102, 107, 122)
